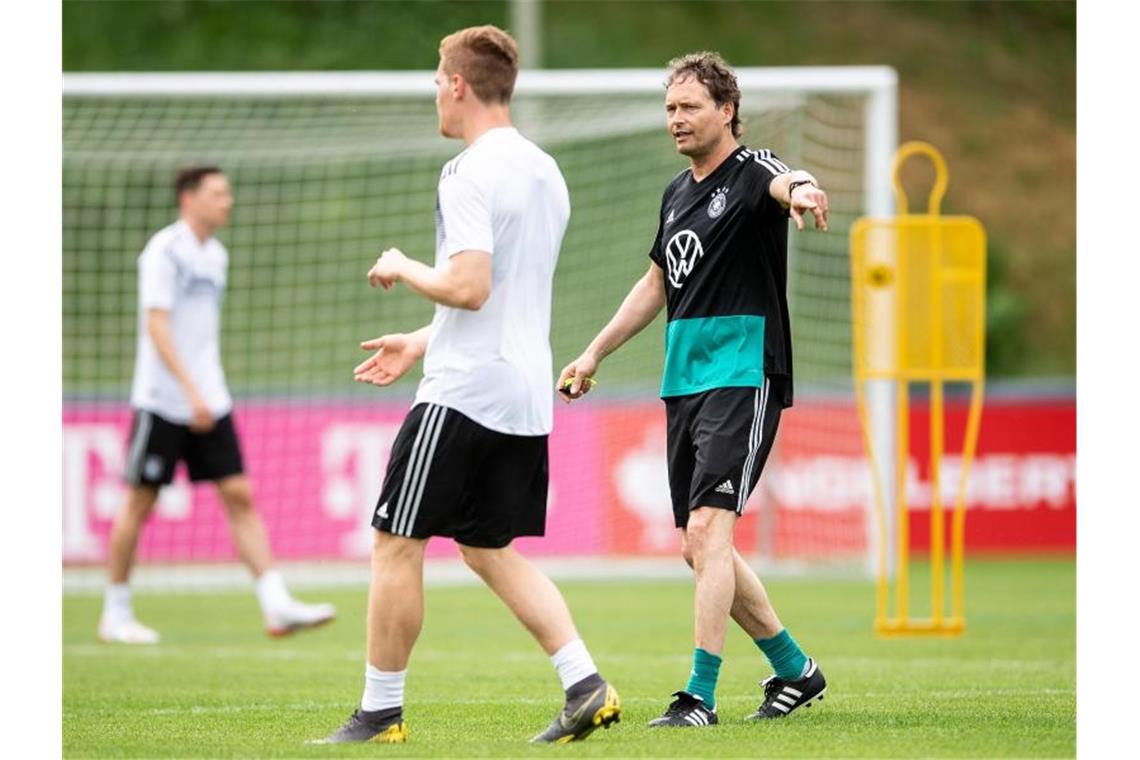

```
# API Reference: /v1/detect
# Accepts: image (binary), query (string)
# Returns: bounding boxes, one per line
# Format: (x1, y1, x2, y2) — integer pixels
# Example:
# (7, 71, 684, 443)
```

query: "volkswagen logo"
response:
(665, 229, 704, 288)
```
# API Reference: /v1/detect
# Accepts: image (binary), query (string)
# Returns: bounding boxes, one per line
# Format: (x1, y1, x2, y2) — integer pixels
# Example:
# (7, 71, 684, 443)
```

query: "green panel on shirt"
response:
(661, 314, 765, 397)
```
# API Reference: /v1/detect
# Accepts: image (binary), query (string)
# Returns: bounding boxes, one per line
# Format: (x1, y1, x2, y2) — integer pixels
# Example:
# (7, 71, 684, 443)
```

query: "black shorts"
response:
(372, 402, 549, 549)
(665, 377, 784, 528)
(123, 409, 245, 487)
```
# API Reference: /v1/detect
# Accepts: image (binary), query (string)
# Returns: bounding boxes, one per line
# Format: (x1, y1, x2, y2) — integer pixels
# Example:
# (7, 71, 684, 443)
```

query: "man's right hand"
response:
(189, 395, 216, 433)
(557, 353, 599, 403)
(354, 333, 421, 387)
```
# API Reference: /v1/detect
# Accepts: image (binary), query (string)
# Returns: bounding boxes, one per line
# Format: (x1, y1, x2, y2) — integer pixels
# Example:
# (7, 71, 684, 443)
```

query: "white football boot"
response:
(98, 615, 161, 644)
(264, 599, 336, 637)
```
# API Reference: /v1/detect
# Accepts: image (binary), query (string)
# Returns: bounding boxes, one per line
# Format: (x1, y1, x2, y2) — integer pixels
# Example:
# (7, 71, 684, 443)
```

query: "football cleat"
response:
(98, 616, 160, 645)
(647, 690, 718, 727)
(309, 708, 407, 744)
(746, 657, 827, 719)
(530, 680, 622, 743)
(264, 600, 336, 637)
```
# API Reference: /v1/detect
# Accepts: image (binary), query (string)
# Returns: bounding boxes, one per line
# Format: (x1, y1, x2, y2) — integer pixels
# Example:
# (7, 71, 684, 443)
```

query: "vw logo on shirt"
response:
(665, 229, 705, 288)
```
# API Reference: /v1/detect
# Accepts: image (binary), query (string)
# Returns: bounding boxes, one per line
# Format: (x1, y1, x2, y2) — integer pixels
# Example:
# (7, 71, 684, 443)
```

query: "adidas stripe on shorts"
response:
(371, 402, 549, 548)
(123, 409, 244, 487)
(664, 376, 785, 528)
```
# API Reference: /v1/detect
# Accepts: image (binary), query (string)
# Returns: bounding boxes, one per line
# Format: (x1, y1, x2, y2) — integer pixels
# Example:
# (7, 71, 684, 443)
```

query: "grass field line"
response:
(64, 645, 690, 664)
(63, 645, 1069, 675)
(135, 686, 1073, 718)
(142, 698, 663, 716)
(137, 688, 1071, 724)
(831, 656, 1071, 672)
(63, 558, 869, 594)
(65, 644, 361, 660)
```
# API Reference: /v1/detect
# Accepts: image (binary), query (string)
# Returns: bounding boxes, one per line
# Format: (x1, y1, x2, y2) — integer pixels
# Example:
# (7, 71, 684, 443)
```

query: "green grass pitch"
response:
(63, 557, 1074, 757)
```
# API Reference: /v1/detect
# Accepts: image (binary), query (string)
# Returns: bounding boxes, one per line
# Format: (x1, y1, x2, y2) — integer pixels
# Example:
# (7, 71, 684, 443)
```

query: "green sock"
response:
(683, 648, 722, 710)
(754, 629, 808, 680)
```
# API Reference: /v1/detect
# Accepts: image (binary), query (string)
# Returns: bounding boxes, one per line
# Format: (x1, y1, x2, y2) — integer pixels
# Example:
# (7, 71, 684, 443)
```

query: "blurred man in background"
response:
(316, 25, 620, 745)
(559, 52, 830, 727)
(98, 165, 336, 644)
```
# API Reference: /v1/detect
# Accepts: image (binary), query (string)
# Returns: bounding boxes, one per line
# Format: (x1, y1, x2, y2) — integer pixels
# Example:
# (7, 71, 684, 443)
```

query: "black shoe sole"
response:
(747, 687, 827, 720)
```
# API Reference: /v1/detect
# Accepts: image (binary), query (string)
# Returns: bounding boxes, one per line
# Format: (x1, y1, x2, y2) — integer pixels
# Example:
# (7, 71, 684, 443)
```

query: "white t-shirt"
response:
(414, 127, 570, 436)
(129, 220, 233, 423)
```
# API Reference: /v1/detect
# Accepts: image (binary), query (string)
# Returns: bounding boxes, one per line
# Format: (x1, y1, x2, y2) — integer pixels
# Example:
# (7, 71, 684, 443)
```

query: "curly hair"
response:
(664, 51, 742, 138)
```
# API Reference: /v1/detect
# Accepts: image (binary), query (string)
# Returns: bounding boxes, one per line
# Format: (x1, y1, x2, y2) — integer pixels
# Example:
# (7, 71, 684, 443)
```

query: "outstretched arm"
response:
(557, 262, 667, 401)
(769, 171, 830, 232)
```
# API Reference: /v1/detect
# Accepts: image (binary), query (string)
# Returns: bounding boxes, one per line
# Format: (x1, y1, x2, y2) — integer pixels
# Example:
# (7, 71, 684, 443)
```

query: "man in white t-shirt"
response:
(99, 166, 335, 644)
(316, 26, 620, 746)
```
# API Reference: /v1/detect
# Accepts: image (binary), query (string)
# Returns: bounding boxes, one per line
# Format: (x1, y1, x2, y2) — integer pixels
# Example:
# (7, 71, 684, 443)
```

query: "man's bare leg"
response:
(216, 475, 273, 576)
(457, 544, 578, 655)
(729, 549, 784, 639)
(680, 535, 786, 640)
(107, 485, 159, 584)
(100, 485, 162, 643)
(367, 531, 427, 671)
(316, 531, 426, 745)
(217, 474, 336, 634)
(458, 542, 620, 743)
(686, 508, 738, 656)
(680, 522, 822, 720)
(675, 507, 737, 711)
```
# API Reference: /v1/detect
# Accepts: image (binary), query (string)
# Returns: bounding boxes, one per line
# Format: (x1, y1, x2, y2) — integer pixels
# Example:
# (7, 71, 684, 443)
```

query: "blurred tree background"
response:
(63, 0, 1075, 379)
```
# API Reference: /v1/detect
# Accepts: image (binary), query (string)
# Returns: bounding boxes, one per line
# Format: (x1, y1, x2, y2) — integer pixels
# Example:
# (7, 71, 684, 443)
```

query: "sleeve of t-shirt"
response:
(748, 149, 792, 219)
(438, 173, 494, 257)
(647, 187, 670, 267)
(138, 243, 178, 310)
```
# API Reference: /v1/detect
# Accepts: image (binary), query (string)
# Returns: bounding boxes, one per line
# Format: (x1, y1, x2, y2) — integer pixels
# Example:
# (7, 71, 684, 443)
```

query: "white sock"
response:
(550, 638, 598, 692)
(254, 570, 291, 614)
(103, 583, 132, 621)
(361, 665, 406, 712)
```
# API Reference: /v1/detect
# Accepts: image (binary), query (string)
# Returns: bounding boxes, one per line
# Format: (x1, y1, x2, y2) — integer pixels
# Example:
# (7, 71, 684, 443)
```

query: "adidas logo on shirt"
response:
(715, 480, 735, 495)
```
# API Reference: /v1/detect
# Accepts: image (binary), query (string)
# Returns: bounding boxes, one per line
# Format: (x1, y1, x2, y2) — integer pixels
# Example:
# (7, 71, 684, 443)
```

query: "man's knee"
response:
(680, 531, 695, 569)
(685, 507, 715, 547)
(372, 529, 425, 563)
(685, 507, 733, 566)
(217, 475, 254, 516)
(124, 485, 160, 522)
(457, 543, 503, 575)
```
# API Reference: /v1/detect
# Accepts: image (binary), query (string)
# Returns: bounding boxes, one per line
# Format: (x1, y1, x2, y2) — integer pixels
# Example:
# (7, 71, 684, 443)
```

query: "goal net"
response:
(62, 68, 897, 590)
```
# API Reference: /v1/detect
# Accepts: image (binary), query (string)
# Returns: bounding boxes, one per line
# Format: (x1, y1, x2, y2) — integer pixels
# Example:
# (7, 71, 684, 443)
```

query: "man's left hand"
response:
(790, 184, 829, 232)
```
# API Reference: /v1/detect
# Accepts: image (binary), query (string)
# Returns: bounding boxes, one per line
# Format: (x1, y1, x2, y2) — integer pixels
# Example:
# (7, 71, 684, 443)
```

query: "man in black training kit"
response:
(560, 52, 830, 727)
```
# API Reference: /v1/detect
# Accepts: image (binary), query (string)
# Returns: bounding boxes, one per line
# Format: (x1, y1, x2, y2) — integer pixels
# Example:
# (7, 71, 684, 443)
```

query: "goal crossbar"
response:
(64, 67, 896, 98)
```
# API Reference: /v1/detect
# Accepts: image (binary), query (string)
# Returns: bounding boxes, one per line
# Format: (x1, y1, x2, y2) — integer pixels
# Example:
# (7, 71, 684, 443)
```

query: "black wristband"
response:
(788, 179, 817, 198)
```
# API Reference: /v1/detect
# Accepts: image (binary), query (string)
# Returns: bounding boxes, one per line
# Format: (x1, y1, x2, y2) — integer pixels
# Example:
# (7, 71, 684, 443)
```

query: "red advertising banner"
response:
(598, 396, 1075, 557)
(905, 399, 1075, 552)
(63, 396, 1074, 564)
